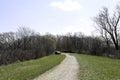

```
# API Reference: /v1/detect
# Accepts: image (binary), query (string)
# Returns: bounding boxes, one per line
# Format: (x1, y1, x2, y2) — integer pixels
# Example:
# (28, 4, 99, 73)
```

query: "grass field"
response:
(73, 54, 120, 80)
(0, 54, 65, 80)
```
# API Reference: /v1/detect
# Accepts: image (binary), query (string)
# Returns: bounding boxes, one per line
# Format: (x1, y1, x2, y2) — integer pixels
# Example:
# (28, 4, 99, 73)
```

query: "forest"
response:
(0, 26, 120, 65)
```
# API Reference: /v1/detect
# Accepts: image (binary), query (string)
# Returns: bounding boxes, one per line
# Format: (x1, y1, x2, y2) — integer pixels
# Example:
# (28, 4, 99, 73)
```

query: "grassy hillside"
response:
(0, 54, 65, 80)
(73, 54, 120, 80)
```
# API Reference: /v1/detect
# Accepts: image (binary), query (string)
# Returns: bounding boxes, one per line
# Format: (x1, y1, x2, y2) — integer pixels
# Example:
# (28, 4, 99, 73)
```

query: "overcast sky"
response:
(0, 0, 119, 35)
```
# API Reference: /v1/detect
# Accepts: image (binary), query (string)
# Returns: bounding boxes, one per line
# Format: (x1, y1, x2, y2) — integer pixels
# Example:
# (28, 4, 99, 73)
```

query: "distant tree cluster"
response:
(0, 27, 55, 65)
(55, 32, 120, 58)
(55, 33, 105, 55)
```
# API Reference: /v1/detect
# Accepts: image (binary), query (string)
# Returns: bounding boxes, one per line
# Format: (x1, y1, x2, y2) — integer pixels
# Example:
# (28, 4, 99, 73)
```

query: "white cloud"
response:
(50, 0, 82, 11)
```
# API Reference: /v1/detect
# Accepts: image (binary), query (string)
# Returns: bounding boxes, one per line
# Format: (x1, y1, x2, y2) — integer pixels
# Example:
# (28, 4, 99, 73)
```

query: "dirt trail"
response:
(33, 53, 79, 80)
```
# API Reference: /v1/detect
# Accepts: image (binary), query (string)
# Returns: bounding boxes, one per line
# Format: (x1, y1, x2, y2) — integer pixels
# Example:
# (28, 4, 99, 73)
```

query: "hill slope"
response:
(0, 54, 65, 80)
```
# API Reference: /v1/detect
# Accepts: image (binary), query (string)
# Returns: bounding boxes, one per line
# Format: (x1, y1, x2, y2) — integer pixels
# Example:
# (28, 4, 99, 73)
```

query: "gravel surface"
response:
(33, 53, 79, 80)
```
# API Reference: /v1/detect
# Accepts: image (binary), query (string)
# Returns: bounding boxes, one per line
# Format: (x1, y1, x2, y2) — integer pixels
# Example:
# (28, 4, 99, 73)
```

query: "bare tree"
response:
(94, 5, 120, 50)
(95, 23, 111, 47)
(16, 27, 35, 39)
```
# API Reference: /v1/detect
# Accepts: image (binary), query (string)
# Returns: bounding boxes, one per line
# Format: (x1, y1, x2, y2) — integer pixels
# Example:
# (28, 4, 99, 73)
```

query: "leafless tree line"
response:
(0, 26, 120, 65)
(55, 33, 103, 55)
(55, 32, 120, 58)
(0, 27, 55, 65)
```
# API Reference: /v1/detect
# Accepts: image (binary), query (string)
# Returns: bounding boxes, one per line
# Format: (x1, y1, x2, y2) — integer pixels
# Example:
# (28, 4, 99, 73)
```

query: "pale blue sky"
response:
(0, 0, 119, 35)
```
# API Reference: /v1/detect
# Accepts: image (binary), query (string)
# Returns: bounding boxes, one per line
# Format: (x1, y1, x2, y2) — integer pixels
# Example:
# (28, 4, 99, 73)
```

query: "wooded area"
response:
(0, 27, 55, 65)
(0, 27, 120, 65)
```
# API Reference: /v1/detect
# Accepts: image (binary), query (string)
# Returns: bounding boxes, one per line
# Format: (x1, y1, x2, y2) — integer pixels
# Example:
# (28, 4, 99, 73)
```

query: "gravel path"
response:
(33, 53, 79, 80)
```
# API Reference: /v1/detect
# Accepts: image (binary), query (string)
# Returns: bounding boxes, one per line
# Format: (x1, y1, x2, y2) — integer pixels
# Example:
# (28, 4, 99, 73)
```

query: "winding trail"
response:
(33, 53, 79, 80)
